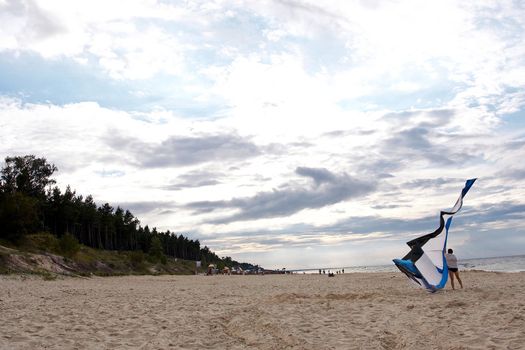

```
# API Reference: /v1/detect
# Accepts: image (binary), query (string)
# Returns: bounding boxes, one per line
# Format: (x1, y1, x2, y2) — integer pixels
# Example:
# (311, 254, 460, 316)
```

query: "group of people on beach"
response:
(310, 249, 463, 289)
(318, 269, 344, 275)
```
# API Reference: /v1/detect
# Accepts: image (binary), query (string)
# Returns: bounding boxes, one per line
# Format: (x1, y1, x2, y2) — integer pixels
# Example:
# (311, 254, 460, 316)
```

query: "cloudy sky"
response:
(1, 0, 524, 269)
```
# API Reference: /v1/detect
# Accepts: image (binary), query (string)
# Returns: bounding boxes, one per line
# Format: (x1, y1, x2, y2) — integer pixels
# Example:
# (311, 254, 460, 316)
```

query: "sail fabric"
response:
(393, 179, 476, 292)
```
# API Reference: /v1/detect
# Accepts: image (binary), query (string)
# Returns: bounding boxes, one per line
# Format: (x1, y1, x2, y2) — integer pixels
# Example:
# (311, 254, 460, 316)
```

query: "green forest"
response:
(0, 155, 252, 271)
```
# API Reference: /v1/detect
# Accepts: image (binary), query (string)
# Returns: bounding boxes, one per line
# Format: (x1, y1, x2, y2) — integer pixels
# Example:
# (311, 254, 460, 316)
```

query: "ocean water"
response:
(459, 254, 525, 273)
(298, 254, 525, 274)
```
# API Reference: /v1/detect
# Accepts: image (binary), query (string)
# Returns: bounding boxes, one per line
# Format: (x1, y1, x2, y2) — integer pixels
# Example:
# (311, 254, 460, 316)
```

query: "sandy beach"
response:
(1, 271, 524, 349)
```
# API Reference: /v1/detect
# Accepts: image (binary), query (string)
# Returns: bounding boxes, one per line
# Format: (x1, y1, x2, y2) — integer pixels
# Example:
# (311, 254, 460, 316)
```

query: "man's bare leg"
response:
(448, 271, 455, 290)
(454, 271, 463, 289)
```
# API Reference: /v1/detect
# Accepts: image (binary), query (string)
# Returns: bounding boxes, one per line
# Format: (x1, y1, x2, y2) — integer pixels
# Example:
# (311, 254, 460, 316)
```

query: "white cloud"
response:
(0, 0, 191, 77)
(1, 0, 525, 267)
(1, 0, 524, 109)
(1, 95, 523, 268)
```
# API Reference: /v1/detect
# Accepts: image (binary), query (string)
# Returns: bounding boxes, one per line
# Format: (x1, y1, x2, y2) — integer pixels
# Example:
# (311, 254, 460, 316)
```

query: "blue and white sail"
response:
(393, 179, 476, 292)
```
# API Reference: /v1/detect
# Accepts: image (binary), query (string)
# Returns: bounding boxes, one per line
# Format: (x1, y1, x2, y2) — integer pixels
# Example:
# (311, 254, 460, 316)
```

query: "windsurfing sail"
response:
(393, 179, 476, 292)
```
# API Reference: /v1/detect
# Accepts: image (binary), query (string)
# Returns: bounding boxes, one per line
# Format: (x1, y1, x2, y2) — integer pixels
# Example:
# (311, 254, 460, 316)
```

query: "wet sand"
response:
(1, 271, 524, 349)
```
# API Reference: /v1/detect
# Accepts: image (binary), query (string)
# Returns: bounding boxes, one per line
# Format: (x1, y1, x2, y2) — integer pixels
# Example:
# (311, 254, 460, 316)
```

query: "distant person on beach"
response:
(446, 248, 463, 290)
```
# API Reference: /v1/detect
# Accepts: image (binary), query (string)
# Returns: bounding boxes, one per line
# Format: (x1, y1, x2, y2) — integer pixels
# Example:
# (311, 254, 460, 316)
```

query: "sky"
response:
(1, 0, 524, 269)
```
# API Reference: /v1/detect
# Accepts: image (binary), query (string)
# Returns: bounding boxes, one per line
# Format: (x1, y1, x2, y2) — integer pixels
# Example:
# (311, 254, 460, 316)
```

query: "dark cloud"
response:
(105, 132, 261, 168)
(113, 201, 176, 216)
(295, 166, 336, 185)
(260, 141, 314, 155)
(387, 127, 433, 150)
(383, 109, 455, 127)
(401, 177, 463, 190)
(502, 138, 525, 151)
(163, 170, 225, 191)
(289, 141, 314, 148)
(185, 167, 376, 223)
(201, 214, 435, 250)
(159, 210, 175, 215)
(383, 110, 420, 120)
(165, 179, 221, 191)
(195, 200, 525, 255)
(460, 201, 525, 225)
(322, 129, 377, 139)
(357, 129, 376, 136)
(322, 130, 349, 138)
(337, 201, 525, 237)
(496, 168, 525, 181)
(425, 109, 456, 123)
(321, 215, 435, 236)
(347, 108, 482, 177)
(371, 204, 407, 210)
(490, 136, 525, 180)
(356, 157, 402, 177)
(381, 124, 474, 166)
(215, 201, 524, 241)
(2, 0, 64, 41)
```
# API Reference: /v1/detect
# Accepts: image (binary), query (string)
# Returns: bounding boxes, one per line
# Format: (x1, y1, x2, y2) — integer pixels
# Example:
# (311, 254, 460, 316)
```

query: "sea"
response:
(295, 254, 525, 274)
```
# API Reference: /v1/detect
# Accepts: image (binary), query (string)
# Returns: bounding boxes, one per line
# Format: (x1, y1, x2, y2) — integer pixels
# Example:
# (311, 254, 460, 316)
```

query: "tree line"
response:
(0, 155, 250, 269)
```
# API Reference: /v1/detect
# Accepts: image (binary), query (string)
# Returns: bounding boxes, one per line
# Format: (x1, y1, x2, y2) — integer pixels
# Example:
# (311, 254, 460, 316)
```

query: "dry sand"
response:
(1, 271, 524, 349)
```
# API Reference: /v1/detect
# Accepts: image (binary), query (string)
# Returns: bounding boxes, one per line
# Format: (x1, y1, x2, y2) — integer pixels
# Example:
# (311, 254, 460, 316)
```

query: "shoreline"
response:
(287, 254, 525, 274)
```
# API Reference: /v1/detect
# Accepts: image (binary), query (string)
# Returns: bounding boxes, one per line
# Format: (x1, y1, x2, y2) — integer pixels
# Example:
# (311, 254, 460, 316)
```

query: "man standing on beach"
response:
(446, 248, 463, 290)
